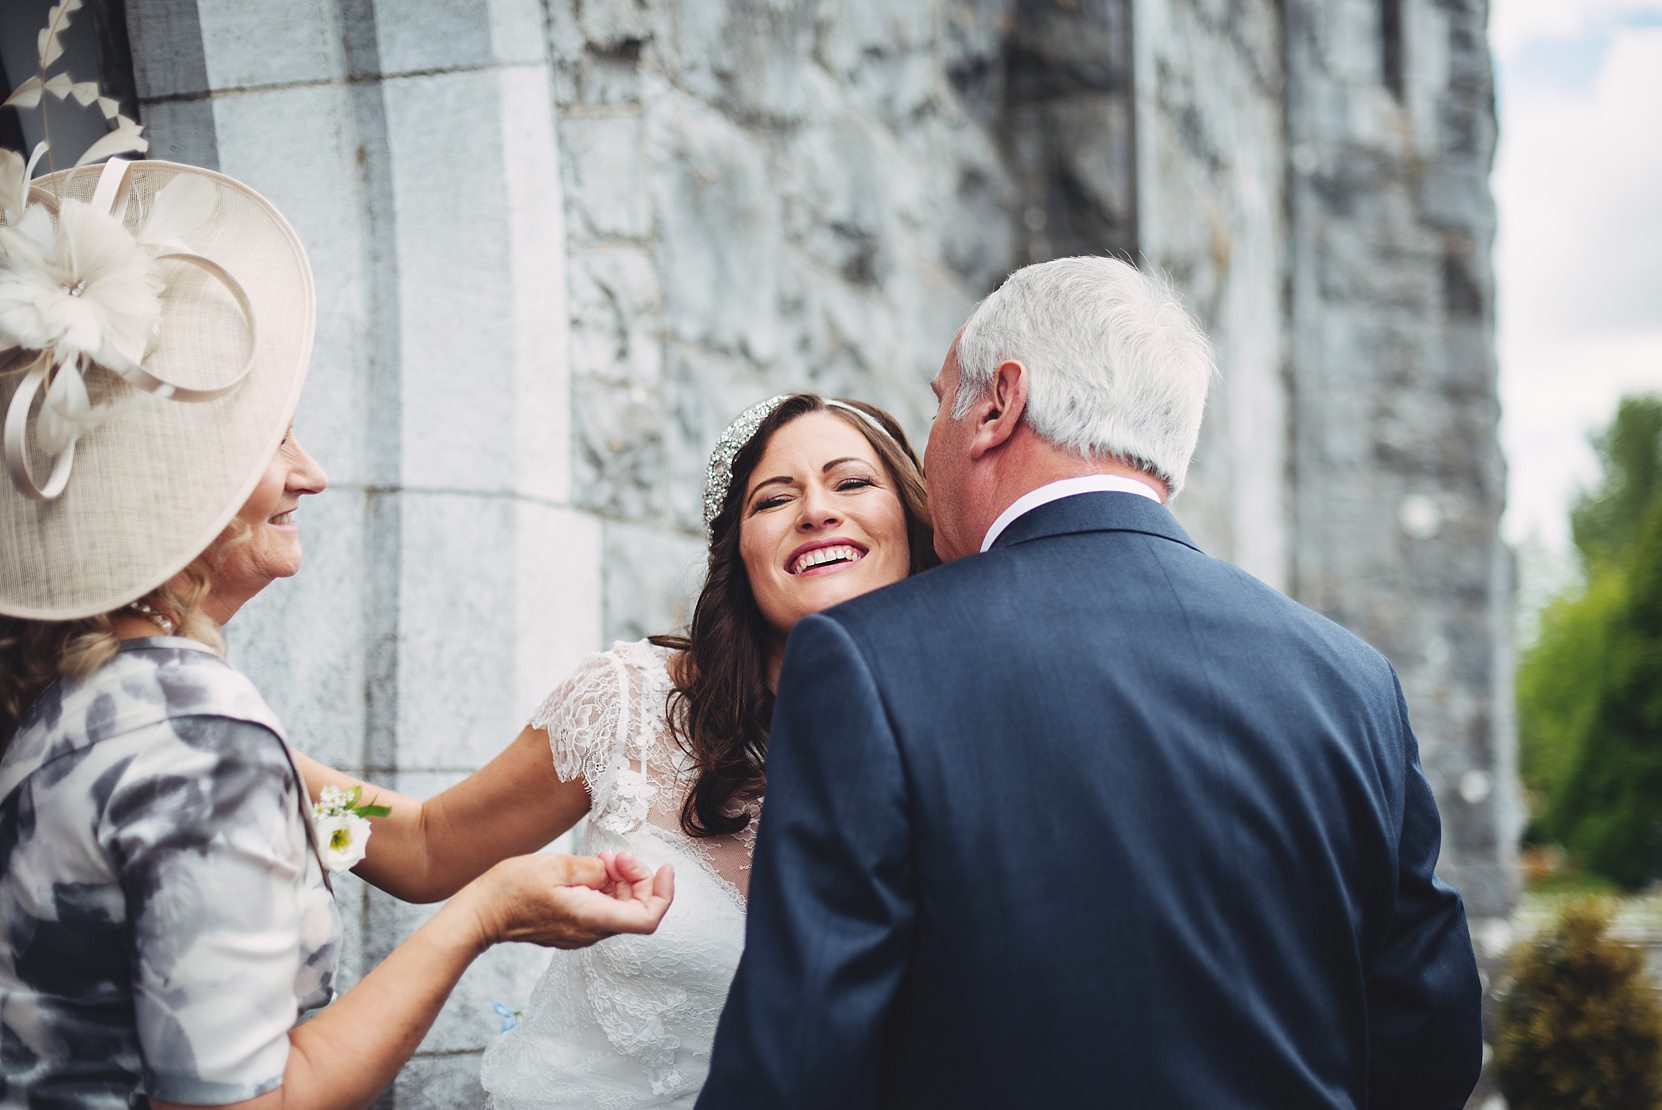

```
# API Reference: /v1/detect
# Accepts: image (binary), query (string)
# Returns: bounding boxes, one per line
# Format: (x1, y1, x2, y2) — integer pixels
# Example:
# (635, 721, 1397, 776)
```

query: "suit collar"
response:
(986, 491, 1201, 553)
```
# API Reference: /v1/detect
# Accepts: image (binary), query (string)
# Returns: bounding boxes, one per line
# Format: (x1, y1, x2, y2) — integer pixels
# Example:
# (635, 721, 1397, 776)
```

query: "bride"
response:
(300, 393, 936, 1106)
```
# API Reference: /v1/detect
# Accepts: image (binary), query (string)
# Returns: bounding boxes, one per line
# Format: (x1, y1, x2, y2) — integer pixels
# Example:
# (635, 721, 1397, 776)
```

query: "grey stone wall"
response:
(115, 0, 1508, 1102)
(1279, 0, 1515, 933)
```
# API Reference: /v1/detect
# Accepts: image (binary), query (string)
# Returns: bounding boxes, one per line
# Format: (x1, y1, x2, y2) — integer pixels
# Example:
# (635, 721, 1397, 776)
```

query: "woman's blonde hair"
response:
(0, 520, 250, 754)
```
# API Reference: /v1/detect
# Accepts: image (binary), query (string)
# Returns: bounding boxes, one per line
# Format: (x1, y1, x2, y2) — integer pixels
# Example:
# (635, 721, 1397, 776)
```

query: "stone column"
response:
(125, 0, 593, 1101)
(1131, 0, 1290, 587)
(1282, 7, 1514, 1100)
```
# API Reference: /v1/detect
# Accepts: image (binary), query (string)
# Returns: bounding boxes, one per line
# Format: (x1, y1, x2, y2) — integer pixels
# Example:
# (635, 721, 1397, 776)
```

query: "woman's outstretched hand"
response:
(462, 851, 675, 951)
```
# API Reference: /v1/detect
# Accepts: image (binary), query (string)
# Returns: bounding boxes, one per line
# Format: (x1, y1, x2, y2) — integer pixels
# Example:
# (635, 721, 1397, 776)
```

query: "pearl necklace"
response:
(127, 600, 176, 634)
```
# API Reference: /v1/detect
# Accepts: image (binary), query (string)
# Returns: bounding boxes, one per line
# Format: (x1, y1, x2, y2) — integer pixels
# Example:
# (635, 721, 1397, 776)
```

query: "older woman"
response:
(0, 153, 670, 1110)
(297, 393, 937, 1106)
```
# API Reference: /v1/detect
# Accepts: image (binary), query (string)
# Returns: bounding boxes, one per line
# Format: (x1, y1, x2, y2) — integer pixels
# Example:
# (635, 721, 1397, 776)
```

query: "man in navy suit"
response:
(697, 257, 1483, 1108)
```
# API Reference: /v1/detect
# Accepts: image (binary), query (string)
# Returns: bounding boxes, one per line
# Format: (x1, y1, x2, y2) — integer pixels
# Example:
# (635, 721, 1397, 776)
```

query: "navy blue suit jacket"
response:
(698, 493, 1482, 1109)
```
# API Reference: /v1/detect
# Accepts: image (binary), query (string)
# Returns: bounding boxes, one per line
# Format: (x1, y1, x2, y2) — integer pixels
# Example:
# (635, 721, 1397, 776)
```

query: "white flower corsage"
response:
(312, 784, 391, 873)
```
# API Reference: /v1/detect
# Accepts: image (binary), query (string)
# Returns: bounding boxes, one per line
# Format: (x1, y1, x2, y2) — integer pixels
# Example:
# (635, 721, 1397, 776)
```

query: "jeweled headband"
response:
(701, 394, 900, 536)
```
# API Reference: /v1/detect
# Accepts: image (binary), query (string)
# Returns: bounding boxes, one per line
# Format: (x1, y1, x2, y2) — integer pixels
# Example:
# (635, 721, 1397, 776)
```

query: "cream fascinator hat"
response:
(0, 6, 314, 619)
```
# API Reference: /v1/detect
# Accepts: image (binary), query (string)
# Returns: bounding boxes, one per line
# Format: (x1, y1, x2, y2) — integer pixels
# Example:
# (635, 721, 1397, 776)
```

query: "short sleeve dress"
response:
(0, 637, 340, 1108)
(481, 639, 760, 1109)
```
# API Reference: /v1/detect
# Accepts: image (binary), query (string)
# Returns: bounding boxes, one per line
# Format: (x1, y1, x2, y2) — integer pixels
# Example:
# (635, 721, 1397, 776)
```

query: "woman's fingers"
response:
(558, 853, 608, 890)
(473, 854, 674, 949)
(546, 867, 674, 942)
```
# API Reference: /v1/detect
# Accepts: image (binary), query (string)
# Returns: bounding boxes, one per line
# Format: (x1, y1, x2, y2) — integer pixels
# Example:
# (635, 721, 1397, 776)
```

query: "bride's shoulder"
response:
(609, 637, 679, 685)
(528, 640, 675, 734)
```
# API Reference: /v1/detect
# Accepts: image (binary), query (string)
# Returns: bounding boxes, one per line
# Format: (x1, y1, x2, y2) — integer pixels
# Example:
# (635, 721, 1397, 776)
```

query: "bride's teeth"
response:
(792, 545, 863, 574)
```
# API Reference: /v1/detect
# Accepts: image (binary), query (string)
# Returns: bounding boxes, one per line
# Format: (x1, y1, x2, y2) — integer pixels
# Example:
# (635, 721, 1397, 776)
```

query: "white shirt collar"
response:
(979, 475, 1163, 553)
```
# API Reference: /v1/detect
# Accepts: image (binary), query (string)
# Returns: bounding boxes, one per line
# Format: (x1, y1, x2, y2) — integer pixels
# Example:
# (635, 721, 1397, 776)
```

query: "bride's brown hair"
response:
(651, 394, 937, 838)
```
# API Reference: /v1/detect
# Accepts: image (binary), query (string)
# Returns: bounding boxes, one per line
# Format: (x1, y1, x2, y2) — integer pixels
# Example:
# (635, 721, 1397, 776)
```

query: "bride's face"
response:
(738, 411, 911, 643)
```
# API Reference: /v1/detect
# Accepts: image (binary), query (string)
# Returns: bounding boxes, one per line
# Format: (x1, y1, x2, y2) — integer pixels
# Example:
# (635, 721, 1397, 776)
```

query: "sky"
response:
(1492, 0, 1662, 553)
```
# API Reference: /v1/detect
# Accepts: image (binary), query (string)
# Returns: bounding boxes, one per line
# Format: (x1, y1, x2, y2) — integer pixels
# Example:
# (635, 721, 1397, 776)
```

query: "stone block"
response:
(1004, 0, 1128, 100)
(781, 80, 908, 287)
(498, 65, 574, 505)
(559, 115, 649, 242)
(566, 248, 662, 386)
(811, 0, 938, 128)
(546, 0, 652, 111)
(195, 0, 347, 92)
(666, 0, 816, 127)
(374, 493, 600, 772)
(939, 0, 1011, 121)
(380, 66, 567, 495)
(1418, 162, 1496, 235)
(777, 257, 953, 452)
(647, 84, 784, 362)
(602, 520, 705, 643)
(813, 0, 935, 78)
(570, 0, 659, 52)
(513, 502, 606, 719)
(571, 377, 670, 522)
(204, 82, 377, 487)
(369, 0, 544, 76)
(1289, 0, 1382, 88)
(928, 119, 1016, 294)
(126, 0, 213, 100)
(133, 97, 219, 168)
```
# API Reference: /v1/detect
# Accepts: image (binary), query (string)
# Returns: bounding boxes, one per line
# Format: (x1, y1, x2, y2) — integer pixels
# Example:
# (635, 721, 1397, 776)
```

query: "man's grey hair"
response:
(952, 256, 1216, 495)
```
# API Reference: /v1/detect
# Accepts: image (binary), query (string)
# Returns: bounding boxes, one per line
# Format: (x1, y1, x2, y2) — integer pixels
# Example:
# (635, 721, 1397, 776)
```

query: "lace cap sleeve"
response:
(528, 644, 663, 835)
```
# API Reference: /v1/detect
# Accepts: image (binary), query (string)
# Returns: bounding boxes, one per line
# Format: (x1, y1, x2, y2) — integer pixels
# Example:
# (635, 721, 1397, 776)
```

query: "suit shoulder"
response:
(1204, 559, 1400, 684)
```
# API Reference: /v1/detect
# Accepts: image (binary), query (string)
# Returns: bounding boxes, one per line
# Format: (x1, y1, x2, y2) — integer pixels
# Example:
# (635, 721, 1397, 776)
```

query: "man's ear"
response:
(968, 360, 1028, 461)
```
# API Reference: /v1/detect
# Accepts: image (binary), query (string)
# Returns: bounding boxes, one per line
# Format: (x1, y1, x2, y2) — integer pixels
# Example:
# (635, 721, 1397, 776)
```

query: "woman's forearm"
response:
(279, 892, 487, 1107)
(294, 728, 592, 902)
(283, 855, 671, 1108)
(292, 752, 437, 897)
(149, 853, 674, 1110)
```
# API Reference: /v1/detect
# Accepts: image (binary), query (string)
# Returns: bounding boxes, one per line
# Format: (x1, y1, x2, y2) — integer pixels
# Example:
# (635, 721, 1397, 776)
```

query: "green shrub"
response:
(1495, 900, 1662, 1109)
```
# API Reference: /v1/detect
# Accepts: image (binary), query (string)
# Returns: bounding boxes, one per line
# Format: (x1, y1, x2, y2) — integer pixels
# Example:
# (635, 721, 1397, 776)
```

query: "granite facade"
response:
(116, 0, 1508, 1102)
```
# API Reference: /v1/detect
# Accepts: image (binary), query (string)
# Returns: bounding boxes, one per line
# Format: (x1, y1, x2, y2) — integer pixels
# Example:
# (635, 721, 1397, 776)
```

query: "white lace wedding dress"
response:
(481, 640, 758, 1109)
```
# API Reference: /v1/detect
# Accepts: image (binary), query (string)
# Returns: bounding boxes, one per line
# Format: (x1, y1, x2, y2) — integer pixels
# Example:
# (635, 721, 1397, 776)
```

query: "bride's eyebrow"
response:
(748, 475, 795, 500)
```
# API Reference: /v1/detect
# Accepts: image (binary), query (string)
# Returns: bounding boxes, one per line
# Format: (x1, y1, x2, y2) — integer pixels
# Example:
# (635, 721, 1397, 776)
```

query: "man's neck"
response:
(945, 430, 1167, 561)
(980, 435, 1164, 526)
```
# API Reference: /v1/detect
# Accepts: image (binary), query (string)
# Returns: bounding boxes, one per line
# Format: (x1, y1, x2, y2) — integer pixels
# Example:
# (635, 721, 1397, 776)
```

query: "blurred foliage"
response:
(1519, 395, 1662, 889)
(1494, 899, 1662, 1109)
(1572, 398, 1662, 570)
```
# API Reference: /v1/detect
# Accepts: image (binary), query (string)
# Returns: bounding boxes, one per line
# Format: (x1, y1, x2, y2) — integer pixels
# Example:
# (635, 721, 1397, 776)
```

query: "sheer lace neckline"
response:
(540, 640, 762, 900)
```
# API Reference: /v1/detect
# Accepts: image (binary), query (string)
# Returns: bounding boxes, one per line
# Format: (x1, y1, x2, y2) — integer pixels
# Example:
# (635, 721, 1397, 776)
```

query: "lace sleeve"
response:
(528, 647, 656, 835)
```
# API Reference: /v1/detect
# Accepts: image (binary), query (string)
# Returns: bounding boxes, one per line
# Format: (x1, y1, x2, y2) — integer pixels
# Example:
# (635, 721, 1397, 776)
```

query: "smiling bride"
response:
(298, 393, 936, 1107)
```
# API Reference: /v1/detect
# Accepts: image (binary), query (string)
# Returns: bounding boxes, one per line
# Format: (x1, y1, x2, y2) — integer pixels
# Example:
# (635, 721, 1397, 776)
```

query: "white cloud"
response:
(1500, 330, 1662, 545)
(1495, 28, 1662, 347)
(1490, 0, 1662, 60)
(1495, 20, 1662, 548)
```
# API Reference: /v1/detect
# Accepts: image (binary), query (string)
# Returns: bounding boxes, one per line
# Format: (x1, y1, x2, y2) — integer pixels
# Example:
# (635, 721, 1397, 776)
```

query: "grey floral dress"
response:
(0, 637, 340, 1108)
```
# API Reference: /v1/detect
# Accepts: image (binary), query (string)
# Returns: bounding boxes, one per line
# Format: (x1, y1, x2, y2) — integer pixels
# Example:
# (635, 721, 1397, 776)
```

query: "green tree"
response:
(1518, 395, 1662, 888)
(1572, 397, 1662, 569)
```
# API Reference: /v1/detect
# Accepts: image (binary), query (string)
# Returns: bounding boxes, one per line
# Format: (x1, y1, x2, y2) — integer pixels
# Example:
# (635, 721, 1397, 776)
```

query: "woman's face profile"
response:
(211, 427, 329, 607)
